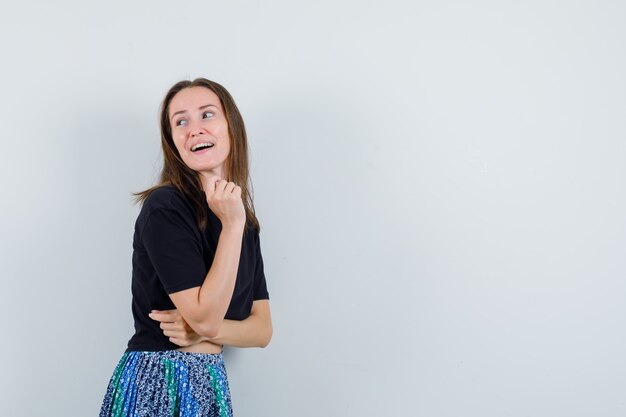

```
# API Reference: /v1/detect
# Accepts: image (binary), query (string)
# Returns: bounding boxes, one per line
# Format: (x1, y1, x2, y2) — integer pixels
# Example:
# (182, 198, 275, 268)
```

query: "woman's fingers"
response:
(163, 329, 185, 338)
(149, 310, 180, 323)
(169, 337, 192, 347)
(159, 322, 182, 331)
(202, 175, 223, 196)
(213, 180, 238, 196)
(224, 181, 236, 194)
(215, 179, 229, 194)
(203, 178, 246, 228)
(150, 310, 187, 334)
(149, 308, 200, 347)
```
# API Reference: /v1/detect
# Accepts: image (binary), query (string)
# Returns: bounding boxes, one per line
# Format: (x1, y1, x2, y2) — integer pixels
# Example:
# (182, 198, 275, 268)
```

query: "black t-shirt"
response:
(126, 185, 269, 352)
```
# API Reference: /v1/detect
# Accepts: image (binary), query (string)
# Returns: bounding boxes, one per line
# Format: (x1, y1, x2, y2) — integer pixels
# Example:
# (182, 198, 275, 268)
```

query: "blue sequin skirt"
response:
(99, 350, 232, 417)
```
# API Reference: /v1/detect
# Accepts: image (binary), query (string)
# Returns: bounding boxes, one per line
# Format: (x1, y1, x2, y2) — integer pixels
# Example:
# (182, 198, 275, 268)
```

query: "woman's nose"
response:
(188, 119, 204, 137)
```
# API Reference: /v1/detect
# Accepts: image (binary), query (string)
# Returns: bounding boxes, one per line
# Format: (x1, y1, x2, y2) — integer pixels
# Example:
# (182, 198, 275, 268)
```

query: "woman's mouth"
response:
(191, 142, 214, 152)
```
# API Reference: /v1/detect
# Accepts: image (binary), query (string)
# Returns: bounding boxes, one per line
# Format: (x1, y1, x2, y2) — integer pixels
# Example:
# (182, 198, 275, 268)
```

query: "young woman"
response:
(99, 78, 272, 417)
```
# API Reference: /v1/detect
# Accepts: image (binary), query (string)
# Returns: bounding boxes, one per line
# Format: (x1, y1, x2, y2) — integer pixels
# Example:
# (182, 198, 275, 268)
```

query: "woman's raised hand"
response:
(202, 175, 246, 228)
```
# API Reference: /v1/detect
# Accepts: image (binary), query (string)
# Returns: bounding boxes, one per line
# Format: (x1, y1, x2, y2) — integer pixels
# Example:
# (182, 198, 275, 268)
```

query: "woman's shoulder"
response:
(141, 185, 192, 214)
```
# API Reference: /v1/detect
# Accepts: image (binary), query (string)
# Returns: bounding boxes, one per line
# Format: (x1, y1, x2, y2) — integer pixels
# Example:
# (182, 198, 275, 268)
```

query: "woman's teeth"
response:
(191, 142, 214, 152)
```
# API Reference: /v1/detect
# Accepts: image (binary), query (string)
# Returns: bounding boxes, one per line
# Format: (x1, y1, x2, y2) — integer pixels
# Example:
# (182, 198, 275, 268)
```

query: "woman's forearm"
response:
(197, 225, 244, 323)
(208, 300, 273, 348)
(208, 318, 271, 348)
(170, 224, 244, 338)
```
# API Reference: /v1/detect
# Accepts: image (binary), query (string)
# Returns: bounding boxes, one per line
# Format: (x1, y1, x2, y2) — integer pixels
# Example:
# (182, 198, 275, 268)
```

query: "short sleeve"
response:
(141, 207, 206, 294)
(253, 232, 270, 300)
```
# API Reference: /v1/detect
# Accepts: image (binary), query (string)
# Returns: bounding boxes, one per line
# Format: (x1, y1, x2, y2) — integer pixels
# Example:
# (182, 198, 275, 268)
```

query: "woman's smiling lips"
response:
(190, 142, 215, 153)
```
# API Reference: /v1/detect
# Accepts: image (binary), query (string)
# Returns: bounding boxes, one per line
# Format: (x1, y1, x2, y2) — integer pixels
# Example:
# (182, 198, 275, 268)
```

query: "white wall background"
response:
(1, 1, 625, 416)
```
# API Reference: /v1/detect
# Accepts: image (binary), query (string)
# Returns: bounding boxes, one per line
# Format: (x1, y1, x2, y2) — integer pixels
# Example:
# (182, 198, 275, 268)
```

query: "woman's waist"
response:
(177, 340, 223, 354)
(128, 330, 222, 353)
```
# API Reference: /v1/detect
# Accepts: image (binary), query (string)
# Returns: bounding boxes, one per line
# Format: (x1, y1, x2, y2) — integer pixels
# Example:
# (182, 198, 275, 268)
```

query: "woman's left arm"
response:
(209, 300, 272, 348)
(150, 300, 272, 348)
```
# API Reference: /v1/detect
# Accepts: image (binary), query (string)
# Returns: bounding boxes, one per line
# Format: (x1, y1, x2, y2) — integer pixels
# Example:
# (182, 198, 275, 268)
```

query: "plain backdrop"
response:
(1, 1, 625, 416)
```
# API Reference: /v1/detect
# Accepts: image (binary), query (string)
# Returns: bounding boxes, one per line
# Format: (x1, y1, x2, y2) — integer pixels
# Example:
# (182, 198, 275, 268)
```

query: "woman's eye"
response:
(202, 111, 214, 119)
(176, 119, 187, 126)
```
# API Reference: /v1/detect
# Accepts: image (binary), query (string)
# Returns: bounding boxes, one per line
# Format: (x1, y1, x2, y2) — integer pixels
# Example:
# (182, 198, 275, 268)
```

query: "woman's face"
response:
(168, 86, 231, 179)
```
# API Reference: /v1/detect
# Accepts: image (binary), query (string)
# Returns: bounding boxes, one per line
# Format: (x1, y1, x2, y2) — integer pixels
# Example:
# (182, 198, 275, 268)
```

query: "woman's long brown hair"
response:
(135, 78, 260, 233)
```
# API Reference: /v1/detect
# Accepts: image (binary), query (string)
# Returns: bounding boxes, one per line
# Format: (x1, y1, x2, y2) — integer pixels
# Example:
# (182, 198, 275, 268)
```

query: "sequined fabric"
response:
(99, 351, 232, 417)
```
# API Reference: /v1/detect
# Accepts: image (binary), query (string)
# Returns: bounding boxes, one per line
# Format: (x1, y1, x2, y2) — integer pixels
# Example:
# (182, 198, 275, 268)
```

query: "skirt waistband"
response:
(125, 349, 225, 366)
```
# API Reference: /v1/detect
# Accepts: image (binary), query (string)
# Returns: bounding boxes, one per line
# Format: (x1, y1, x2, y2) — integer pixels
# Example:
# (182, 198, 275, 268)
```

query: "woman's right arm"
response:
(167, 176, 246, 339)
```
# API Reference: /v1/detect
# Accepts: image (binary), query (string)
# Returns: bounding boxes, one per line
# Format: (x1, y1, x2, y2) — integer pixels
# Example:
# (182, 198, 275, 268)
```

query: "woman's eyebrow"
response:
(170, 104, 218, 119)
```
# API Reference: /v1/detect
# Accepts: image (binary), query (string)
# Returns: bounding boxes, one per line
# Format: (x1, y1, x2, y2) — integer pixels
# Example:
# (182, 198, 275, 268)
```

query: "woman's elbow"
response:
(258, 325, 273, 348)
(195, 320, 222, 339)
